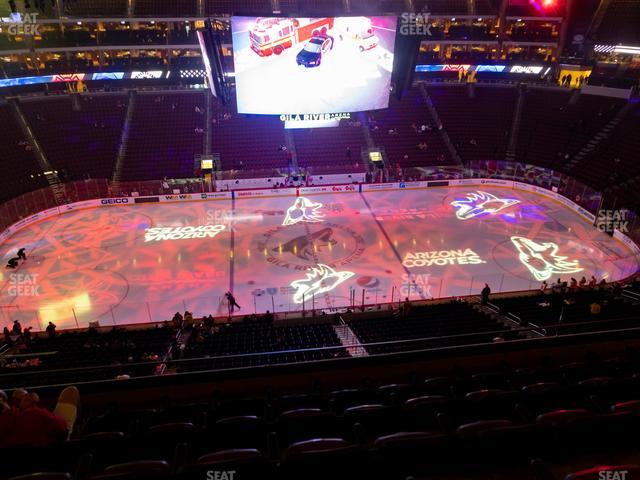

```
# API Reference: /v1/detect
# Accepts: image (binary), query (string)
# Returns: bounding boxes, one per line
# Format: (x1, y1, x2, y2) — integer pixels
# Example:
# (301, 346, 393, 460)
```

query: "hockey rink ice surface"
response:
(1, 186, 639, 330)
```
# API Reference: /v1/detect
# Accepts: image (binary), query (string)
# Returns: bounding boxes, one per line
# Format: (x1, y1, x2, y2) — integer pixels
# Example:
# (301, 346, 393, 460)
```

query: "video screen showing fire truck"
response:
(232, 16, 397, 115)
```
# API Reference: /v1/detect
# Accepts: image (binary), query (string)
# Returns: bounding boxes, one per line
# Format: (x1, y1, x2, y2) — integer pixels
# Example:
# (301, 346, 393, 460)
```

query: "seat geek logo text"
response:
(399, 12, 432, 36)
(206, 471, 235, 480)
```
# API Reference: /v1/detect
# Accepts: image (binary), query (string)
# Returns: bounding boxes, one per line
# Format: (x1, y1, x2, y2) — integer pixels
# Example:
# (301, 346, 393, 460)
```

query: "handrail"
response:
(506, 312, 523, 326)
(3, 313, 640, 381)
(5, 324, 640, 393)
(527, 321, 547, 337)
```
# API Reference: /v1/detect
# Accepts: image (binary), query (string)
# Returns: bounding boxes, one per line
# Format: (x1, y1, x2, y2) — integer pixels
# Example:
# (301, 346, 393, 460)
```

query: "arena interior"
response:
(1, 0, 640, 479)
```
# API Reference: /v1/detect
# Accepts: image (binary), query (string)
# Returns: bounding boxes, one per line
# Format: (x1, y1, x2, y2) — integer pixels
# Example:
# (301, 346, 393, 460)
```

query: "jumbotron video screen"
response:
(232, 16, 397, 115)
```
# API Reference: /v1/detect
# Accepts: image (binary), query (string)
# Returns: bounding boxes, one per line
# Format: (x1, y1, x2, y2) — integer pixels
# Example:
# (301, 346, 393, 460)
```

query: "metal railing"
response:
(2, 313, 640, 390)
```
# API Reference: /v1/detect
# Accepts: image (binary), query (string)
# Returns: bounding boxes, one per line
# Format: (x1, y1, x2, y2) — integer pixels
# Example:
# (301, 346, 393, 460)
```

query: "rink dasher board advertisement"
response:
(0, 181, 635, 257)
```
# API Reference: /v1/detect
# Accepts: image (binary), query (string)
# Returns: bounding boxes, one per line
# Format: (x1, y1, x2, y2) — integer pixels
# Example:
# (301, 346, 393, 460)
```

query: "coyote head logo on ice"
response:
(278, 227, 337, 260)
(451, 191, 520, 220)
(510, 236, 583, 281)
(283, 197, 324, 226)
(290, 264, 354, 304)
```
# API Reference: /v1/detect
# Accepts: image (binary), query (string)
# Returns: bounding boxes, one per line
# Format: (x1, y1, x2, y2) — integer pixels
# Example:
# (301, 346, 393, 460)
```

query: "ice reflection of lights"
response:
(511, 236, 583, 281)
(39, 292, 91, 325)
(451, 191, 520, 220)
(283, 197, 324, 226)
(291, 264, 354, 304)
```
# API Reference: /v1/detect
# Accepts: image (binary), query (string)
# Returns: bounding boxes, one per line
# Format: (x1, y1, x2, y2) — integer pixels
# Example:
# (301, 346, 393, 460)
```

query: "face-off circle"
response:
(257, 222, 365, 271)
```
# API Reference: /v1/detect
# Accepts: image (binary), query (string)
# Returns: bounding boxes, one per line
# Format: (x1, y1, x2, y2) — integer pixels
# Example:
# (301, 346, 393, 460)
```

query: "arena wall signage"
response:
(101, 198, 130, 205)
(361, 183, 398, 191)
(161, 194, 193, 202)
(414, 64, 545, 74)
(133, 197, 160, 204)
(298, 185, 358, 195)
(0, 71, 170, 89)
(234, 188, 297, 198)
(200, 192, 233, 200)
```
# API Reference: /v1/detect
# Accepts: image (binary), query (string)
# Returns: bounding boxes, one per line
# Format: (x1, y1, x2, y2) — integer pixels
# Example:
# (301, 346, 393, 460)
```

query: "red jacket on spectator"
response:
(0, 406, 67, 447)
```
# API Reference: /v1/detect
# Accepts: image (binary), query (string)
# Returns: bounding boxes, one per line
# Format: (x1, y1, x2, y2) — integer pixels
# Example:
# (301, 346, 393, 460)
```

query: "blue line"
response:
(229, 194, 235, 292)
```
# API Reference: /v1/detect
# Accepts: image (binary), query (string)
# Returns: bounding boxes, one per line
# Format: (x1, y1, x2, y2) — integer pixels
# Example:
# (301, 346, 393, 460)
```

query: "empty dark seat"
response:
(565, 465, 640, 480)
(280, 438, 363, 480)
(455, 419, 513, 438)
(536, 409, 593, 425)
(90, 461, 170, 480)
(276, 409, 344, 447)
(329, 389, 377, 413)
(148, 422, 195, 433)
(371, 432, 456, 478)
(9, 474, 72, 480)
(177, 449, 275, 480)
(612, 399, 640, 413)
(204, 416, 269, 452)
(376, 383, 413, 403)
(343, 404, 404, 440)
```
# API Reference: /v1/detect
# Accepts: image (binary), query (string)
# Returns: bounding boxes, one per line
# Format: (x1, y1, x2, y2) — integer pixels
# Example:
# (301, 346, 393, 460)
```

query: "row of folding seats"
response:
(8, 371, 640, 479)
(122, 92, 206, 180)
(0, 104, 49, 203)
(184, 322, 342, 358)
(369, 86, 451, 167)
(82, 348, 640, 435)
(20, 95, 128, 181)
(427, 84, 517, 164)
(493, 289, 638, 328)
(346, 302, 513, 353)
(0, 327, 173, 388)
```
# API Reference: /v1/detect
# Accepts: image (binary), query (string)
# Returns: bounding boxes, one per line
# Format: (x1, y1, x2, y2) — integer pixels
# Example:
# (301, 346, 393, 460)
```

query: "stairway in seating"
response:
(333, 324, 368, 357)
(111, 90, 136, 183)
(10, 99, 65, 203)
(419, 83, 463, 165)
(564, 100, 635, 172)
(505, 84, 525, 162)
(284, 128, 298, 171)
(475, 303, 534, 339)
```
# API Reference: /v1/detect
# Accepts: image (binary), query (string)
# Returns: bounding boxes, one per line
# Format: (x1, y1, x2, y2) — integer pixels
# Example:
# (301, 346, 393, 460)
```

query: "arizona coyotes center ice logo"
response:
(290, 264, 354, 304)
(451, 191, 520, 220)
(510, 236, 583, 281)
(282, 197, 324, 226)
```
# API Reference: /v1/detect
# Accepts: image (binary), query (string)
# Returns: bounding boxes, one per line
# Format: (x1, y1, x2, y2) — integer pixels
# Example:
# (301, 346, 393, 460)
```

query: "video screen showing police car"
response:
(232, 16, 397, 115)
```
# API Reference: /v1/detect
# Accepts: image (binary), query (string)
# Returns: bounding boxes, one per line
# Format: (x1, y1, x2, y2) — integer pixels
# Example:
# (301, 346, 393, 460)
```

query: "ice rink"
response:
(1, 186, 638, 330)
